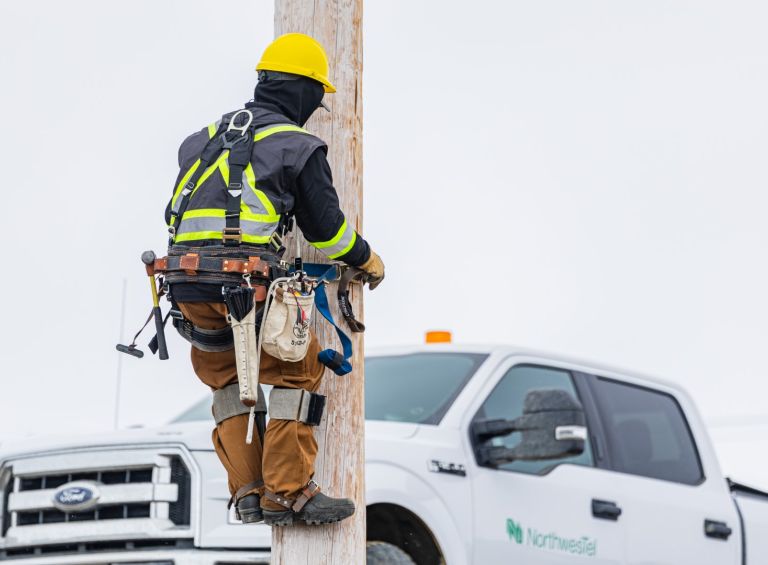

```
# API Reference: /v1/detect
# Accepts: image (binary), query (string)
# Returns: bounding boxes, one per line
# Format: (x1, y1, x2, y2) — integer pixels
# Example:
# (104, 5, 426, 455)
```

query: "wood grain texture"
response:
(273, 1, 365, 563)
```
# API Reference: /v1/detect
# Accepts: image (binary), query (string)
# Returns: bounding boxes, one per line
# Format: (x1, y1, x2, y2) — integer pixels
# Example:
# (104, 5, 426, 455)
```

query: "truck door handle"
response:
(704, 519, 732, 540)
(592, 499, 622, 521)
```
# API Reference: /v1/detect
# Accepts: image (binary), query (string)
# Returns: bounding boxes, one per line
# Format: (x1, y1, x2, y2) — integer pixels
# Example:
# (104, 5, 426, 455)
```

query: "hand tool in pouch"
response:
(261, 234, 315, 363)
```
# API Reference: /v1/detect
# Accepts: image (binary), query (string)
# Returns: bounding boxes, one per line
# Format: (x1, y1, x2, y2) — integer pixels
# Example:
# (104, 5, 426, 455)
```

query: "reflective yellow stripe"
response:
(181, 208, 279, 223)
(244, 164, 278, 217)
(310, 219, 357, 259)
(328, 231, 357, 259)
(175, 230, 221, 242)
(313, 219, 349, 249)
(253, 124, 308, 142)
(207, 122, 217, 138)
(242, 233, 272, 243)
(219, 157, 230, 184)
(175, 230, 271, 244)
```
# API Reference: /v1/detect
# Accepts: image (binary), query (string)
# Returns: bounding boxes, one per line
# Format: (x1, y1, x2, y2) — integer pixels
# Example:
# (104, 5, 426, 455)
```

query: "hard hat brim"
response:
(256, 61, 336, 93)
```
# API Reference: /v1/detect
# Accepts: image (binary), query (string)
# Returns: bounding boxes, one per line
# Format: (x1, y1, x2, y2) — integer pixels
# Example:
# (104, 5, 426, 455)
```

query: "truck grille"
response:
(0, 447, 195, 557)
(16, 502, 151, 525)
(18, 468, 154, 491)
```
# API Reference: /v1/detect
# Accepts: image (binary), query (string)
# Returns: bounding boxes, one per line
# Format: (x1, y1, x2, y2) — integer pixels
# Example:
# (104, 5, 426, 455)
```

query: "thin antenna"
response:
(114, 278, 127, 430)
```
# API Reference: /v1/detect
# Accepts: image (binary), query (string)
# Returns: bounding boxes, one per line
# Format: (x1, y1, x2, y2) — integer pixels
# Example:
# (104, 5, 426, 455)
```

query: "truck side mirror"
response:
(471, 389, 587, 466)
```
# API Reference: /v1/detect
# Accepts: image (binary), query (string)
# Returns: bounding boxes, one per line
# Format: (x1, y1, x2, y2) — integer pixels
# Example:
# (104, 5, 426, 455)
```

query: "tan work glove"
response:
(359, 251, 385, 290)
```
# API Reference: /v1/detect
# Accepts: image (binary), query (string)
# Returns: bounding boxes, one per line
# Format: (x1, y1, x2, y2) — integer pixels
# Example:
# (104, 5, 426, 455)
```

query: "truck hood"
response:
(0, 421, 215, 460)
(0, 420, 421, 461)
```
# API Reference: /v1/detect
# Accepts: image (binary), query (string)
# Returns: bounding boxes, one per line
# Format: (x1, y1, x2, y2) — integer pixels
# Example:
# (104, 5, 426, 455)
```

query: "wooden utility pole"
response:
(273, 1, 365, 564)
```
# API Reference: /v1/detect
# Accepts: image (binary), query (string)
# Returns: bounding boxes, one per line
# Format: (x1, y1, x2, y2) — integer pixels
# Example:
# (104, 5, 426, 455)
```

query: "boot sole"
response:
(263, 510, 294, 526)
(264, 505, 355, 527)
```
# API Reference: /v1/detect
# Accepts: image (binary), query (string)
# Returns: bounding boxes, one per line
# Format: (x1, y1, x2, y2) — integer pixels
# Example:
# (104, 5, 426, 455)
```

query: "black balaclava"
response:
(251, 76, 325, 126)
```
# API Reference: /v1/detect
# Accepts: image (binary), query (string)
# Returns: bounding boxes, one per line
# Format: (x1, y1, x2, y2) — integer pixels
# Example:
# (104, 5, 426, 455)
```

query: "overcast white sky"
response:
(1, 1, 767, 487)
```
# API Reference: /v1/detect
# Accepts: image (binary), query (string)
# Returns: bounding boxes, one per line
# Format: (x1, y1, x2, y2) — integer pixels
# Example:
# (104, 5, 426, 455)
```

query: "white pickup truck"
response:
(1, 344, 767, 564)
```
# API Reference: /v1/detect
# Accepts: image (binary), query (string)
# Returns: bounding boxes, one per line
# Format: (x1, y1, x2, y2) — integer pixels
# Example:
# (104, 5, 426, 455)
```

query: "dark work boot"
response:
(236, 493, 264, 524)
(263, 482, 355, 527)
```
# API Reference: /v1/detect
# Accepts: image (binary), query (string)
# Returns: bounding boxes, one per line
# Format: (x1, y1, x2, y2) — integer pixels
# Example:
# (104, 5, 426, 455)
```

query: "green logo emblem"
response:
(506, 519, 523, 544)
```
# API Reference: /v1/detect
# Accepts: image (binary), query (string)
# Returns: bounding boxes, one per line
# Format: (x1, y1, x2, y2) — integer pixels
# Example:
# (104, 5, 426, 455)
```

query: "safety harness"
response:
(171, 110, 256, 248)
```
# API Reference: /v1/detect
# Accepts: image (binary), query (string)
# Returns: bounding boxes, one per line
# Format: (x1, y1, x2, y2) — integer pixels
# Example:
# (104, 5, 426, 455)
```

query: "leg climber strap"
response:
(213, 382, 266, 425)
(268, 388, 326, 426)
(292, 480, 321, 512)
(264, 481, 321, 512)
(227, 479, 265, 510)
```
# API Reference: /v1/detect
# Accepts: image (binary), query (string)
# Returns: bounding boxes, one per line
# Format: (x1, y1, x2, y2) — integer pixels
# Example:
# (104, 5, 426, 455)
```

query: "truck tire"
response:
(366, 541, 416, 565)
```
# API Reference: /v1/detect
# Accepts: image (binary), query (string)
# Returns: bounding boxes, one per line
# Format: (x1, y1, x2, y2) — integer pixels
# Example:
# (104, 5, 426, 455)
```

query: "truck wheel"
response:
(366, 541, 416, 564)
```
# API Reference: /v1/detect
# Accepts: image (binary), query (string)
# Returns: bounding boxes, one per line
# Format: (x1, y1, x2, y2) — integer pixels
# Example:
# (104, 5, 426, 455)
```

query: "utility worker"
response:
(164, 33, 384, 526)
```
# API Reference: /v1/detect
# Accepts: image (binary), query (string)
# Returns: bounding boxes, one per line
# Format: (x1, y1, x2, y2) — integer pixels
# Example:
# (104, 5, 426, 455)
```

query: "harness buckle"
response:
(228, 182, 243, 197)
(221, 134, 248, 150)
(269, 231, 284, 253)
(222, 227, 243, 245)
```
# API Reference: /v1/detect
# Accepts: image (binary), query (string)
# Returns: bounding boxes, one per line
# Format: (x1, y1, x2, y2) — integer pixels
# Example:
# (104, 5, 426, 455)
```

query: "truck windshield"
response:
(171, 352, 486, 425)
(365, 353, 487, 425)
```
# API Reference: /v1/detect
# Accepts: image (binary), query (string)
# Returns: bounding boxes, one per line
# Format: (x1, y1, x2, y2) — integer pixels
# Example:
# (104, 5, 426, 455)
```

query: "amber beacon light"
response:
(425, 331, 452, 344)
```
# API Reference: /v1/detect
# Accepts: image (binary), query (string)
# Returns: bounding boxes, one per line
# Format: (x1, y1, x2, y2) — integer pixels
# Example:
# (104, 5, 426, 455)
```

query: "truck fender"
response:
(365, 461, 469, 565)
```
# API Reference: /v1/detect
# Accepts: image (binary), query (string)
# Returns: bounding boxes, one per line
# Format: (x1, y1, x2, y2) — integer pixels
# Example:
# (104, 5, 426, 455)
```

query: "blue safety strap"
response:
(293, 263, 353, 376)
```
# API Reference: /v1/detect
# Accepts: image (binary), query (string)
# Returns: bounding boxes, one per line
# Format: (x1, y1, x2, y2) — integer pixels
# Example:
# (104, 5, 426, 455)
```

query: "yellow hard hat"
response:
(256, 33, 336, 93)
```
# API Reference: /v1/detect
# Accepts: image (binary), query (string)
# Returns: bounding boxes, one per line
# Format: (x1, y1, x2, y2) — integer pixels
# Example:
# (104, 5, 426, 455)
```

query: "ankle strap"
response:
(228, 479, 264, 509)
(265, 480, 321, 512)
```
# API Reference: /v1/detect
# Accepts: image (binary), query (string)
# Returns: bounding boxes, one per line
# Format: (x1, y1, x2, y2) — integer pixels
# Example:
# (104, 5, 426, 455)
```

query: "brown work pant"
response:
(178, 302, 325, 511)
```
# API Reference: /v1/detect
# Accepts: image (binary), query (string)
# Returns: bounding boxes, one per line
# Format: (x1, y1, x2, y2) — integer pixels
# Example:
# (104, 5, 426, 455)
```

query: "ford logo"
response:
(51, 481, 101, 512)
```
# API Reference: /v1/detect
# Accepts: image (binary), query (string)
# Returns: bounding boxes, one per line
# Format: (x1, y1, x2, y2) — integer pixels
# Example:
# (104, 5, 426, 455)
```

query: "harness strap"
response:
(223, 120, 256, 246)
(170, 126, 228, 237)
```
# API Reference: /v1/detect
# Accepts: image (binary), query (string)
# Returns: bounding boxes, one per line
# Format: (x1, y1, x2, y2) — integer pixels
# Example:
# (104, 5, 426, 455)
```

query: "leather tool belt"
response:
(155, 246, 285, 289)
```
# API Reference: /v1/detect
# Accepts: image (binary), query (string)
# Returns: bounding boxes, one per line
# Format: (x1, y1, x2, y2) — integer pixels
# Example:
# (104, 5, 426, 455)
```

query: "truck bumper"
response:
(1, 548, 271, 564)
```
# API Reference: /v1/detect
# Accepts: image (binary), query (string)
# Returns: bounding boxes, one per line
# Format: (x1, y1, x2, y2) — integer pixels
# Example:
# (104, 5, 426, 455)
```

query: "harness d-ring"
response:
(227, 109, 254, 136)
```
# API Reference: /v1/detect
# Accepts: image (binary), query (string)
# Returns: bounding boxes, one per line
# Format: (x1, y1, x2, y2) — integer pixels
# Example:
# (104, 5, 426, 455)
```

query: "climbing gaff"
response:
(223, 285, 262, 444)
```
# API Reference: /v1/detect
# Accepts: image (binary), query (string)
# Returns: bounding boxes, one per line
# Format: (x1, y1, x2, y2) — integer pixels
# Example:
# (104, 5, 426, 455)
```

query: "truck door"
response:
(585, 375, 740, 565)
(467, 363, 624, 565)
